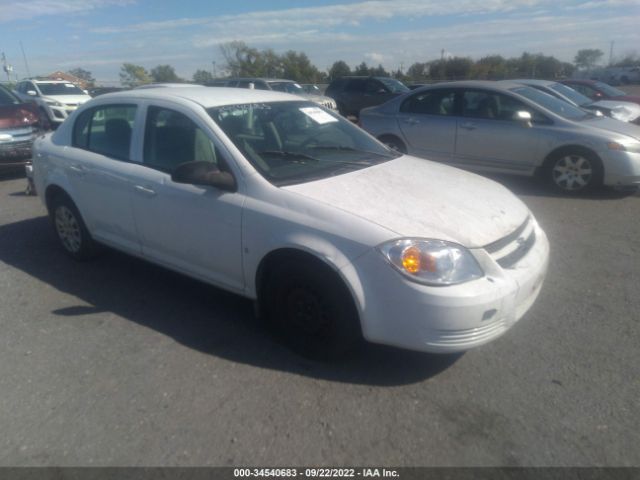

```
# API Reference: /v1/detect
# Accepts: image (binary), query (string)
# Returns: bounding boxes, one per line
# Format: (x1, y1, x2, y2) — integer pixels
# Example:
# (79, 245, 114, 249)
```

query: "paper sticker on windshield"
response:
(64, 83, 76, 88)
(299, 107, 338, 124)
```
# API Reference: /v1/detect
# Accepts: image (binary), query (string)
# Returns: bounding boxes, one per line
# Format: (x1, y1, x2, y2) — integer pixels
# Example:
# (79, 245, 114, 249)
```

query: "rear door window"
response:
(72, 104, 137, 160)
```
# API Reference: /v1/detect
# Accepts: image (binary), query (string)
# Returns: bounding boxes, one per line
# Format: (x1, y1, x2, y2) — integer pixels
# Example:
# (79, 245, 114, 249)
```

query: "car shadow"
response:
(0, 215, 461, 386)
(486, 173, 640, 200)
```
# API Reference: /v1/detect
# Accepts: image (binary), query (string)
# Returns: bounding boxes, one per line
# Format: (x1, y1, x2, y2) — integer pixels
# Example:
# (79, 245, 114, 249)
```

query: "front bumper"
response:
(344, 221, 549, 353)
(46, 105, 77, 124)
(600, 149, 640, 187)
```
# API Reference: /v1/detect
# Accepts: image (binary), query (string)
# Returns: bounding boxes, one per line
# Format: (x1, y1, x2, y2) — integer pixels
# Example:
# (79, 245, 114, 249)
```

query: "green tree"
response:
(150, 64, 181, 83)
(328, 60, 351, 79)
(192, 69, 214, 84)
(370, 64, 389, 77)
(119, 63, 151, 87)
(354, 61, 371, 76)
(574, 49, 604, 70)
(280, 50, 321, 82)
(68, 68, 95, 86)
(406, 62, 429, 81)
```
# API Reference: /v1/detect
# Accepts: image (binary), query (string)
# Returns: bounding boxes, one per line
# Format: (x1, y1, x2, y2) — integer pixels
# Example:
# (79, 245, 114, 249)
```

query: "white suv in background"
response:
(14, 79, 91, 127)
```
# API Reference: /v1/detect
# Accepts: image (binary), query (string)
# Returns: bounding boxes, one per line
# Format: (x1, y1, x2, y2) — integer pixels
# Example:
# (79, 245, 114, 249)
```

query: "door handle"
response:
(459, 122, 477, 130)
(134, 185, 157, 197)
(402, 118, 420, 125)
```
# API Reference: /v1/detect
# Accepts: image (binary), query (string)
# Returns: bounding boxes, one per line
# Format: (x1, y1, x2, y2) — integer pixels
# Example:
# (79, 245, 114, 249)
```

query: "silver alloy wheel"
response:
(54, 206, 82, 253)
(552, 154, 593, 191)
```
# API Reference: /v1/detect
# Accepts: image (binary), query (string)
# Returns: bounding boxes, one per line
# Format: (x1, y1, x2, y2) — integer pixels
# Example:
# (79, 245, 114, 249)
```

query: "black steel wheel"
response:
(263, 258, 361, 360)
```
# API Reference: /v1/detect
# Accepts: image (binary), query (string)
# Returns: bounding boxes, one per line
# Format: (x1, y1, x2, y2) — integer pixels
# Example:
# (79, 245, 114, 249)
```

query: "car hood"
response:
(591, 100, 640, 122)
(44, 94, 91, 105)
(300, 93, 335, 103)
(582, 116, 640, 140)
(614, 95, 640, 104)
(0, 104, 39, 129)
(283, 155, 530, 248)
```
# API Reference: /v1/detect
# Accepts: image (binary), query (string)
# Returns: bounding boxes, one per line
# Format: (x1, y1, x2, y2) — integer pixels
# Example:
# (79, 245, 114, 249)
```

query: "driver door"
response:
(128, 103, 245, 292)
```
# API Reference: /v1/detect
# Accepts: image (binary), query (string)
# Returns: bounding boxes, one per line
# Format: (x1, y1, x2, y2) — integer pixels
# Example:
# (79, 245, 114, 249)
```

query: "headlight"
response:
(610, 108, 635, 123)
(607, 141, 640, 154)
(378, 238, 484, 286)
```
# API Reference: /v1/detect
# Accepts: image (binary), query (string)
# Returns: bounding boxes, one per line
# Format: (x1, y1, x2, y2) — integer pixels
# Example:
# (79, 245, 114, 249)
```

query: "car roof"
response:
(561, 79, 597, 85)
(508, 79, 557, 87)
(98, 86, 302, 108)
(417, 80, 529, 91)
(30, 79, 73, 84)
(227, 78, 295, 83)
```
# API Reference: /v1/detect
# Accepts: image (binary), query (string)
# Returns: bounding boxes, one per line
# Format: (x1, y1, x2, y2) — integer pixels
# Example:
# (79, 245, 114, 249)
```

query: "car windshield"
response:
(37, 82, 85, 96)
(511, 86, 589, 120)
(549, 83, 593, 107)
(378, 78, 410, 94)
(268, 82, 304, 94)
(594, 82, 626, 97)
(208, 101, 399, 186)
(0, 86, 20, 105)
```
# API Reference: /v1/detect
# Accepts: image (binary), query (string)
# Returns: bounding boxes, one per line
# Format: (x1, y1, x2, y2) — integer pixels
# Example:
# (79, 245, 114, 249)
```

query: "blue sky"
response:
(1, 0, 639, 85)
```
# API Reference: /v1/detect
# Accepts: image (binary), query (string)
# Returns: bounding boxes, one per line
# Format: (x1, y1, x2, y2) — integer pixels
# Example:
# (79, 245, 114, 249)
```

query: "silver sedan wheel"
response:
(552, 154, 593, 191)
(54, 206, 82, 253)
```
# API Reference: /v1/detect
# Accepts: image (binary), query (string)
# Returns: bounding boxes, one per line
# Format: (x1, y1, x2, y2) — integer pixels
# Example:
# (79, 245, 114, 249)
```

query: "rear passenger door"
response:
(66, 103, 141, 253)
(128, 103, 245, 292)
(396, 89, 457, 162)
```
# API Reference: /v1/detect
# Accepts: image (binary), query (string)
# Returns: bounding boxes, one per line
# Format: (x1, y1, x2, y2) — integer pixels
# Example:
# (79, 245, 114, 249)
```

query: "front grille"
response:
(484, 216, 536, 269)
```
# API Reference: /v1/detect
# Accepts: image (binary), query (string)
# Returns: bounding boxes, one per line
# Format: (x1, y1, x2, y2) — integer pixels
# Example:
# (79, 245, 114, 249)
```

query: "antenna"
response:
(20, 41, 32, 78)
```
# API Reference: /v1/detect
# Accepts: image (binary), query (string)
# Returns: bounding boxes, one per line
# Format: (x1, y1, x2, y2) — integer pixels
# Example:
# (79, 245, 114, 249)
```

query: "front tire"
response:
(263, 258, 361, 360)
(545, 150, 602, 194)
(50, 194, 99, 260)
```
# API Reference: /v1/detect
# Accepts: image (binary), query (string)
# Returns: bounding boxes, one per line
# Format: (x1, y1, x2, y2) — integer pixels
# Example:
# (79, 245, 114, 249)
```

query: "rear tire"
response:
(49, 194, 99, 260)
(545, 149, 602, 194)
(263, 257, 361, 360)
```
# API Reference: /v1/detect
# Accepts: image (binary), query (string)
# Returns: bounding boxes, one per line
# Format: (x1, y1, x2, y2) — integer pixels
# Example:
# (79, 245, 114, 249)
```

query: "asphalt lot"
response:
(0, 170, 639, 467)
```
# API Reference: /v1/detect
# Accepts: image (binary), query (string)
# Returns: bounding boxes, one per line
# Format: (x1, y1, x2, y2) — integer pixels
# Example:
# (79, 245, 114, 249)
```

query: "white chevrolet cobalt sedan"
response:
(32, 87, 549, 358)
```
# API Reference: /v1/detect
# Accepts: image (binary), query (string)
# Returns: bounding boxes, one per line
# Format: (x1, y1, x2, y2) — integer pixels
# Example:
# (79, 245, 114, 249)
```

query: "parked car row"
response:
(357, 80, 640, 194)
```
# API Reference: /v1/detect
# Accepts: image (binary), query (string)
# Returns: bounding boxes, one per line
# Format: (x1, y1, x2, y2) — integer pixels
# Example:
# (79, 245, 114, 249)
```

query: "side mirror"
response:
(171, 161, 237, 192)
(27, 90, 37, 96)
(513, 110, 532, 127)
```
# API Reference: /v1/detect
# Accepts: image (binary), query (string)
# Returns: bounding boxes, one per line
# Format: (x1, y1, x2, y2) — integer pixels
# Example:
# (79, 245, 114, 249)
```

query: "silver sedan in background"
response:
(508, 78, 640, 124)
(359, 81, 640, 194)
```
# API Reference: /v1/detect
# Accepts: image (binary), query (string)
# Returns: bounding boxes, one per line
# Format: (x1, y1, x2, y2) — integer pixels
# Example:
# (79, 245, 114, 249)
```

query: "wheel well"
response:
(44, 185, 71, 214)
(255, 248, 360, 323)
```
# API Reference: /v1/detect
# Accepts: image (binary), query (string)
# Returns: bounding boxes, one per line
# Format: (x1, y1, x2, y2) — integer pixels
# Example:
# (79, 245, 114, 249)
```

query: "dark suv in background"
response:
(325, 76, 409, 118)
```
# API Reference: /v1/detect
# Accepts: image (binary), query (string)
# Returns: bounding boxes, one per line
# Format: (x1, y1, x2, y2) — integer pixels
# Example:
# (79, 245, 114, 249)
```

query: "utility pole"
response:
(1, 52, 13, 82)
(212, 60, 216, 78)
(20, 41, 31, 78)
(609, 41, 614, 66)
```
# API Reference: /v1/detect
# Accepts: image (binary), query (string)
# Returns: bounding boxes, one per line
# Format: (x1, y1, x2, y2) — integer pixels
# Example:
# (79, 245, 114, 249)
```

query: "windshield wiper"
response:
(308, 145, 397, 158)
(259, 150, 319, 163)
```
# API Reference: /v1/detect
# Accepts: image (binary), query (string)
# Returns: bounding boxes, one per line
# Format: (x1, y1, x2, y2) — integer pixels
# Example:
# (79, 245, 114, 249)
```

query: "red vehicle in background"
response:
(0, 84, 46, 171)
(561, 79, 640, 106)
(0, 84, 48, 193)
